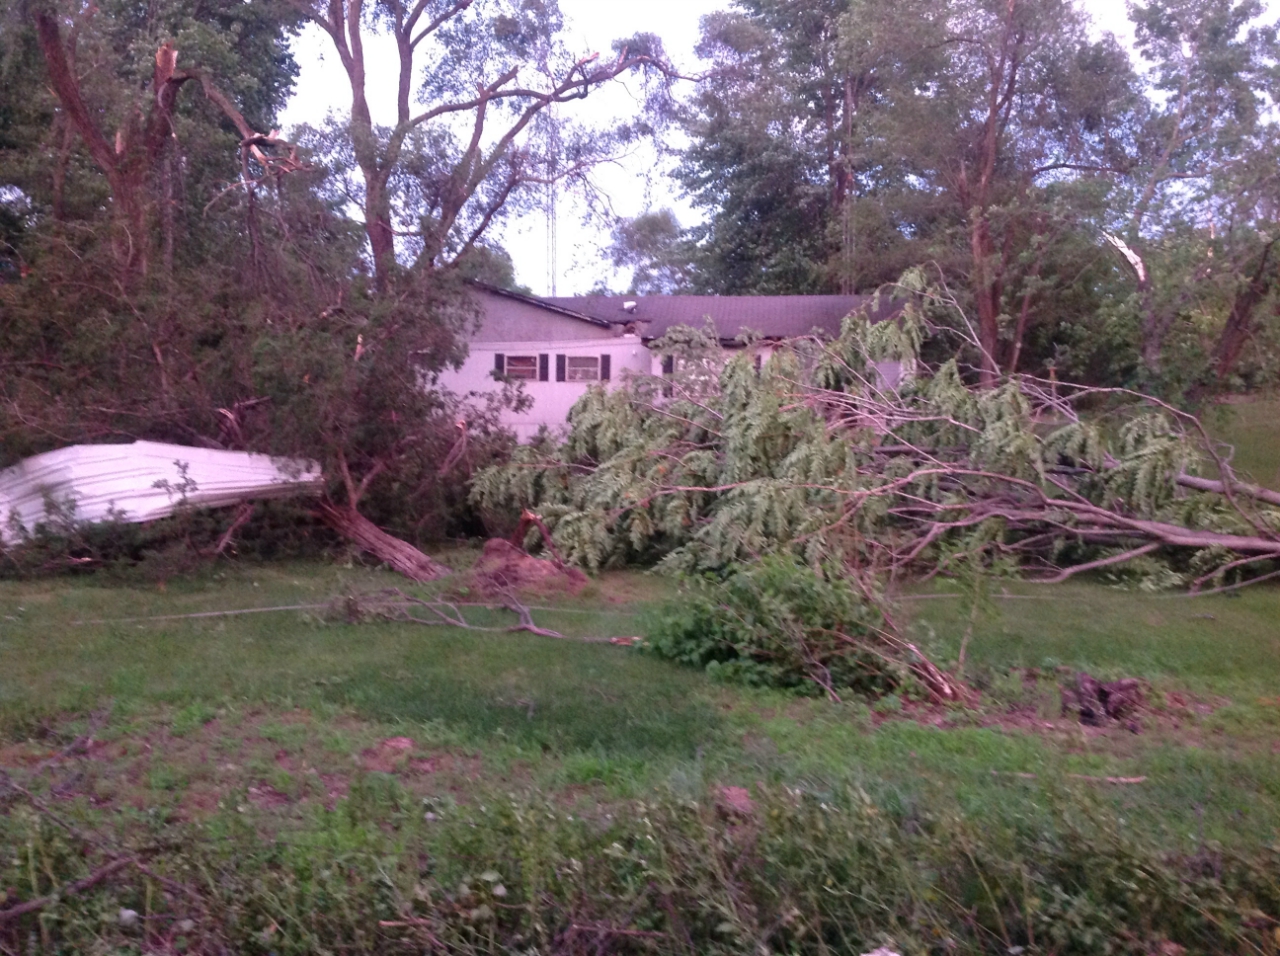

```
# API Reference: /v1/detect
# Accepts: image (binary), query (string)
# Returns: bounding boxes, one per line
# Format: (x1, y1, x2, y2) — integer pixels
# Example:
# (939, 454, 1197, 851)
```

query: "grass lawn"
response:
(1, 557, 1277, 843)
(2, 552, 1279, 952)
(1205, 395, 1280, 488)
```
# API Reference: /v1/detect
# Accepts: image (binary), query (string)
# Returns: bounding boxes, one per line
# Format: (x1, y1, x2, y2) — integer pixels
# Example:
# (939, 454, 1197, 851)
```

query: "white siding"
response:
(440, 335, 650, 441)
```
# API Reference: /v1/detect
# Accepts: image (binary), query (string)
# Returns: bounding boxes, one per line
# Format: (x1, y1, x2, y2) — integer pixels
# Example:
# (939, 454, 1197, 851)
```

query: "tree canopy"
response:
(613, 0, 1280, 397)
(0, 0, 677, 570)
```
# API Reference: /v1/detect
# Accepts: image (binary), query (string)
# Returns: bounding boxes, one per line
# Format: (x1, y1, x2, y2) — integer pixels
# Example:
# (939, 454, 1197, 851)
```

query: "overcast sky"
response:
(280, 0, 1142, 295)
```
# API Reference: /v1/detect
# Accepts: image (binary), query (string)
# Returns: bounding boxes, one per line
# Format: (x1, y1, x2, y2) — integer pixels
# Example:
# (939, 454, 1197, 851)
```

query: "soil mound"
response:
(470, 539, 588, 595)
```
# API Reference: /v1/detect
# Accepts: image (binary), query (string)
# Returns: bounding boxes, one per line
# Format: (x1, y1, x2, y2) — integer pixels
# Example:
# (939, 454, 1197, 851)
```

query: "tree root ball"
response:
(469, 539, 588, 596)
(1062, 672, 1146, 728)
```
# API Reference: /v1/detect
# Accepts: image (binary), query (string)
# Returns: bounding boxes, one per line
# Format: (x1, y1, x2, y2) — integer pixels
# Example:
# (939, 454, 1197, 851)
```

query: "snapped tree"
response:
(0, 0, 680, 578)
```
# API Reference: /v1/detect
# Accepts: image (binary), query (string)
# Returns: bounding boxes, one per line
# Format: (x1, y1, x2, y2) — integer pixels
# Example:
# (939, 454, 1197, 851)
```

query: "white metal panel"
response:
(0, 441, 322, 543)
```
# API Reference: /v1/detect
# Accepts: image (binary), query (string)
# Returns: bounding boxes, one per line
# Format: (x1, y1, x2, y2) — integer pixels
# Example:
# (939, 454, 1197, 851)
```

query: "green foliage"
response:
(474, 308, 1270, 585)
(0, 497, 340, 582)
(650, 0, 1280, 390)
(608, 207, 694, 293)
(641, 558, 905, 697)
(3, 777, 1279, 955)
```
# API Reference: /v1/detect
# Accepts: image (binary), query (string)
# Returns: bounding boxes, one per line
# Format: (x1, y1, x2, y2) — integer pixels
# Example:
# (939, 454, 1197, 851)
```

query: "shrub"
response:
(641, 558, 908, 698)
(0, 498, 339, 582)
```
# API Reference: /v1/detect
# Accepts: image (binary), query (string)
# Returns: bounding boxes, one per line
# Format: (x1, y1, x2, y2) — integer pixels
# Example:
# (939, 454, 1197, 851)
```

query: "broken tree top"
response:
(0, 441, 323, 543)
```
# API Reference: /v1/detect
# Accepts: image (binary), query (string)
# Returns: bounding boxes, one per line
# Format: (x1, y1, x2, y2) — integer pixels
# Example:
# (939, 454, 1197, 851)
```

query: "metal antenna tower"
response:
(543, 108, 560, 296)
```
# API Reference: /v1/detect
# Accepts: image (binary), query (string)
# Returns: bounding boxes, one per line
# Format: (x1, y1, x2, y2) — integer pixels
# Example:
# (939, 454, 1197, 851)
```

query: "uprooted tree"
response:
(472, 269, 1280, 693)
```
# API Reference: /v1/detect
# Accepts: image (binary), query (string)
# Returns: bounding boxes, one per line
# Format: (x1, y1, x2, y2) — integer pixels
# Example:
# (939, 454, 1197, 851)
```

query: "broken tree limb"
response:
(899, 640, 964, 703)
(500, 591, 574, 639)
(316, 502, 452, 581)
(1176, 473, 1280, 509)
(1031, 543, 1164, 583)
(512, 509, 571, 571)
(0, 859, 136, 925)
(209, 502, 255, 556)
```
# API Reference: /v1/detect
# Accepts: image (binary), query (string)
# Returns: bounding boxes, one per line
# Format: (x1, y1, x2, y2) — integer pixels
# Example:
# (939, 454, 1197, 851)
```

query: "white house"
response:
(438, 284, 903, 441)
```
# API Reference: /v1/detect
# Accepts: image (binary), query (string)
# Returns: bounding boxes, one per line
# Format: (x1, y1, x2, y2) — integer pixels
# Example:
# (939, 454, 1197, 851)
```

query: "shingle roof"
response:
(473, 283, 613, 328)
(540, 294, 897, 341)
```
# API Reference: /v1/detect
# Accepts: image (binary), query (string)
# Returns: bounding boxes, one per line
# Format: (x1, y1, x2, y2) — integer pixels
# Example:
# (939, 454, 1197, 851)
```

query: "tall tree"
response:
(1108, 0, 1280, 388)
(675, 0, 914, 294)
(671, 0, 1138, 390)
(861, 0, 1139, 386)
(608, 208, 694, 294)
(287, 0, 677, 288)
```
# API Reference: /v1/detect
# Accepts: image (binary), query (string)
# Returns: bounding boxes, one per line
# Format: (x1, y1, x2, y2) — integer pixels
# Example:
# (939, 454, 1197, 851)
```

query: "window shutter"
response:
(494, 353, 505, 376)
(600, 354, 611, 381)
(538, 353, 549, 381)
(555, 354, 566, 381)
(662, 355, 674, 375)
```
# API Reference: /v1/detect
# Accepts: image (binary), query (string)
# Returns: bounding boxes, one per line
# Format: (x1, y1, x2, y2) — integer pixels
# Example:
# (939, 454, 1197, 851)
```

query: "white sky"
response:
(281, 0, 1140, 295)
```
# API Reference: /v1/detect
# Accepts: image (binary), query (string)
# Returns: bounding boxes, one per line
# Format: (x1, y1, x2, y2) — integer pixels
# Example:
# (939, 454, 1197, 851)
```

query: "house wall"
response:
(448, 291, 909, 442)
(440, 298, 649, 439)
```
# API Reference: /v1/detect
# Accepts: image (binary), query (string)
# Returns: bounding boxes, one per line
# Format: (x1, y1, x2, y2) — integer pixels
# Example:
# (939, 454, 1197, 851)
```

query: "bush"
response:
(641, 558, 907, 697)
(0, 498, 340, 582)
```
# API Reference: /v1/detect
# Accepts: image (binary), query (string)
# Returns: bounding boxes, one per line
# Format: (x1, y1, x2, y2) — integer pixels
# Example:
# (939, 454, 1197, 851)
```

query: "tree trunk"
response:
(970, 215, 1001, 388)
(363, 174, 397, 288)
(111, 178, 151, 279)
(161, 150, 175, 277)
(1211, 239, 1277, 383)
(318, 501, 452, 581)
(1140, 295, 1171, 381)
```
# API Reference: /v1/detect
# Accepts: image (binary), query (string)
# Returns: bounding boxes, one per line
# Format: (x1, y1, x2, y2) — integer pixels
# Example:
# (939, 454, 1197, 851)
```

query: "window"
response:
(555, 354, 611, 382)
(504, 355, 539, 380)
(566, 356, 600, 382)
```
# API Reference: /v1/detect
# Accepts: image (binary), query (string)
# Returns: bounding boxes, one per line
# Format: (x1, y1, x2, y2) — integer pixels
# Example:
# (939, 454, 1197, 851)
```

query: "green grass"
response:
(2, 559, 1279, 850)
(4, 398, 1280, 951)
(0, 561, 716, 757)
(911, 580, 1280, 697)
(4, 559, 1280, 953)
(1204, 395, 1280, 488)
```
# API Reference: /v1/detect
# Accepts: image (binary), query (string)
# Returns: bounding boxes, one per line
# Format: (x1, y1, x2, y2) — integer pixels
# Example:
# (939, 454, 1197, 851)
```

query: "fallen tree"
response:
(473, 283, 1280, 596)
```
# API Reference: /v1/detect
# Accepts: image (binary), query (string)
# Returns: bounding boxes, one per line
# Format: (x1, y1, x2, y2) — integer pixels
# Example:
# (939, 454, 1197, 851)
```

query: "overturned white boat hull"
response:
(0, 441, 323, 544)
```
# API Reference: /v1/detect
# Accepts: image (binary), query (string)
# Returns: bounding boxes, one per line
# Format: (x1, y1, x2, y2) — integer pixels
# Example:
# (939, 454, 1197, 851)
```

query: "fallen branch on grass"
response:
(991, 771, 1148, 785)
(472, 299, 1280, 596)
(0, 765, 208, 926)
(332, 588, 617, 643)
(0, 858, 135, 924)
